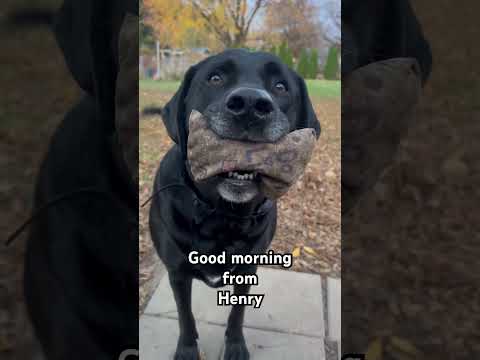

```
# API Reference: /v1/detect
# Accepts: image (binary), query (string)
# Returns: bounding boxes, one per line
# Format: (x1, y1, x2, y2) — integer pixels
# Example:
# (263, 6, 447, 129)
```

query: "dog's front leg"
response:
(224, 283, 251, 360)
(169, 272, 200, 360)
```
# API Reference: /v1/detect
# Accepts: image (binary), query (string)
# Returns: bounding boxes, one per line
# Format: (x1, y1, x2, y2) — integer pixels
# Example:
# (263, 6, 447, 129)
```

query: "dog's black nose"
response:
(225, 87, 274, 119)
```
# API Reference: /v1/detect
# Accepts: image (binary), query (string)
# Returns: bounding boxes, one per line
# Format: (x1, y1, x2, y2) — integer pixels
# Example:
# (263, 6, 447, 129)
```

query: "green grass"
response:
(305, 79, 341, 98)
(140, 79, 181, 93)
(140, 79, 340, 99)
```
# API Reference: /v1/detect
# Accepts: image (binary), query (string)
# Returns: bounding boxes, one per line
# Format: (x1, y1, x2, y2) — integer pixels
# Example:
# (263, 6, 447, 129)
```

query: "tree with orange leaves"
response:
(263, 0, 321, 57)
(143, 0, 268, 49)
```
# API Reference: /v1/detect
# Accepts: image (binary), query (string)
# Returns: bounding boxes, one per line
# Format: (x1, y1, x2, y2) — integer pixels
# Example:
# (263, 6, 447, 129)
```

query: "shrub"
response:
(278, 42, 287, 62)
(297, 48, 310, 79)
(269, 45, 277, 56)
(277, 41, 293, 69)
(323, 46, 339, 80)
(309, 48, 319, 79)
(285, 46, 294, 69)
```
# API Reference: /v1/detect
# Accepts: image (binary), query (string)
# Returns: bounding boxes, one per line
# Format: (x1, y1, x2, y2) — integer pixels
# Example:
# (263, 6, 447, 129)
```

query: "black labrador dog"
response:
(149, 49, 320, 360)
(9, 1, 139, 359)
(341, 0, 433, 213)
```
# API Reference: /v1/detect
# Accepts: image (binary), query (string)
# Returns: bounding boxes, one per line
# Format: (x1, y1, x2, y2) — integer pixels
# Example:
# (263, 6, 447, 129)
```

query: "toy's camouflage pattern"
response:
(187, 109, 317, 199)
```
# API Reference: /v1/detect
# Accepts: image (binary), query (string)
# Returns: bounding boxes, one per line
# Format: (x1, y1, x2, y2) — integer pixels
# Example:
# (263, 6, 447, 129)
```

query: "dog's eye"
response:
(208, 74, 223, 86)
(274, 82, 287, 93)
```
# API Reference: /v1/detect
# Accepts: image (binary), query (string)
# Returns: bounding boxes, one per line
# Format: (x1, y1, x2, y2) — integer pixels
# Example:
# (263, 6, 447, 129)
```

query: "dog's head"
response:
(162, 49, 320, 205)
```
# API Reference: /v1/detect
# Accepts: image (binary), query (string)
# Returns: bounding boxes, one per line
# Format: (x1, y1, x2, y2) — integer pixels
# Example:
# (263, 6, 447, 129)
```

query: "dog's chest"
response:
(194, 216, 256, 253)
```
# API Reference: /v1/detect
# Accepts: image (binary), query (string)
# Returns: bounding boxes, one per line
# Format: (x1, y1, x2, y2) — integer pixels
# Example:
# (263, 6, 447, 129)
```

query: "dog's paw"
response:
(223, 341, 250, 360)
(173, 344, 200, 360)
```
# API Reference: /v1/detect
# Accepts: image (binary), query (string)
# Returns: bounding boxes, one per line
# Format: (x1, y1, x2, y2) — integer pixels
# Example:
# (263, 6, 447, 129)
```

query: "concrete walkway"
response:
(140, 267, 340, 360)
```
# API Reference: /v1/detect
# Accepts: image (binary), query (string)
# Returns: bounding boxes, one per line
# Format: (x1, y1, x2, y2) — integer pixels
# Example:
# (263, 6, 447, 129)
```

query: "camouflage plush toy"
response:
(342, 57, 422, 213)
(187, 109, 318, 199)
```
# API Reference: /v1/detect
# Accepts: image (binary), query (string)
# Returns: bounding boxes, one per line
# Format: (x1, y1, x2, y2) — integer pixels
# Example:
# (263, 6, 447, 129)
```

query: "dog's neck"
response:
(215, 196, 267, 217)
(193, 184, 269, 218)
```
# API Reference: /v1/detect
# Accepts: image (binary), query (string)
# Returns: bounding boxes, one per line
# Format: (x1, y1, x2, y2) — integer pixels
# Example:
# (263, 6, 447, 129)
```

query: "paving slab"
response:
(141, 267, 329, 359)
(143, 273, 232, 323)
(140, 315, 326, 360)
(140, 316, 225, 360)
(326, 278, 341, 359)
(243, 268, 324, 337)
(144, 267, 324, 338)
(326, 277, 341, 341)
(221, 327, 326, 360)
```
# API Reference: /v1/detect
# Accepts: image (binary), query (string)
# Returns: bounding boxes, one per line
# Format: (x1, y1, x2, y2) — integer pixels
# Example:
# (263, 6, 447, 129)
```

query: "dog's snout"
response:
(225, 87, 274, 119)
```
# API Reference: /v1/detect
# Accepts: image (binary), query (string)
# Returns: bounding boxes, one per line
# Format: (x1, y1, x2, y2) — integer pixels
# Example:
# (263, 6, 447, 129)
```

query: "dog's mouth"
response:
(218, 170, 260, 181)
(216, 170, 260, 203)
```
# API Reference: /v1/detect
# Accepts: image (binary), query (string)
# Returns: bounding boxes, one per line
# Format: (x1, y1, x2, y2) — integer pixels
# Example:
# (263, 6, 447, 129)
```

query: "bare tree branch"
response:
(185, 0, 266, 47)
(245, 0, 263, 35)
(189, 0, 231, 45)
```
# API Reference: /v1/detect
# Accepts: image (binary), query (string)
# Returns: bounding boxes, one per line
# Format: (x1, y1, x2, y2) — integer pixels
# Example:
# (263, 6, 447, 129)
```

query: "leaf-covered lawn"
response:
(139, 84, 341, 309)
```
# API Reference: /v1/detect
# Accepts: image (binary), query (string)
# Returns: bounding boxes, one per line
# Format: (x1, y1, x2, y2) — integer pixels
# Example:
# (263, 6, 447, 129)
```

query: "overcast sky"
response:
(317, 0, 340, 44)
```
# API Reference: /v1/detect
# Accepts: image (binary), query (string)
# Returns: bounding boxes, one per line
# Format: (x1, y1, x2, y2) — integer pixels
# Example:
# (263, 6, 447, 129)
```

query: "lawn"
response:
(305, 79, 341, 98)
(140, 79, 340, 99)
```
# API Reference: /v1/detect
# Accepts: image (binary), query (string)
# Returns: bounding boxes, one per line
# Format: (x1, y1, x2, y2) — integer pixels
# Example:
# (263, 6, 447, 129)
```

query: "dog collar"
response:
(191, 194, 274, 226)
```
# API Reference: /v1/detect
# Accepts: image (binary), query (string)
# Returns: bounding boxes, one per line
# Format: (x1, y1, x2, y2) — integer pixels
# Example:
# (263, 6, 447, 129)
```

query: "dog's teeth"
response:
(227, 171, 257, 181)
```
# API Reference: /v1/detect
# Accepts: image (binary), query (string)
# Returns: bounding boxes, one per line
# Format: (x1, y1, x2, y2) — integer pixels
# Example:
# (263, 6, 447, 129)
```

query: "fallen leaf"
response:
(325, 169, 336, 178)
(389, 336, 422, 357)
(292, 247, 301, 257)
(0, 334, 13, 351)
(303, 246, 318, 257)
(366, 338, 383, 360)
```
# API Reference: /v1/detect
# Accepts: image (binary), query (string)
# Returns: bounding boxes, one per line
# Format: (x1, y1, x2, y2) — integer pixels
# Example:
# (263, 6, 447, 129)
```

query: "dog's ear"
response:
(53, 0, 96, 94)
(292, 72, 321, 139)
(162, 65, 198, 144)
(384, 0, 433, 84)
(54, 0, 135, 133)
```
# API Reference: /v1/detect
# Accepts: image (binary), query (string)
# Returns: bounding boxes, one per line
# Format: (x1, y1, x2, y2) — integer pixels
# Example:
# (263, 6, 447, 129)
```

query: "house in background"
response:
(140, 46, 211, 80)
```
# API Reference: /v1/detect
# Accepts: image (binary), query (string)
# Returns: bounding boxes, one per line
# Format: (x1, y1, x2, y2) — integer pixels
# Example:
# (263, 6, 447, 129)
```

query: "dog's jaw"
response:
(217, 178, 259, 203)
